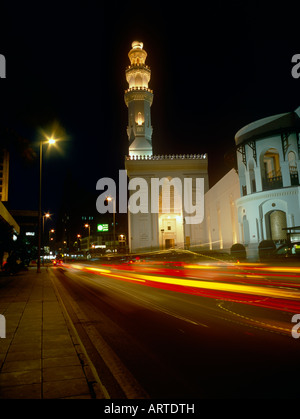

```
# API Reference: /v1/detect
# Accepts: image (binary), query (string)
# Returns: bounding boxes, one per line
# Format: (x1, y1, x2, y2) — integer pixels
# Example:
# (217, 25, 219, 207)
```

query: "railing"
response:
(262, 175, 283, 190)
(291, 172, 299, 186)
(126, 64, 151, 70)
(125, 154, 207, 161)
(125, 86, 153, 94)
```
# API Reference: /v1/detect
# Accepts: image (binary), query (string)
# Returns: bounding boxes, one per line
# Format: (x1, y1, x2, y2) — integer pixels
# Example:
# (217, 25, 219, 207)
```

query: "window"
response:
(261, 148, 282, 190)
(288, 151, 299, 185)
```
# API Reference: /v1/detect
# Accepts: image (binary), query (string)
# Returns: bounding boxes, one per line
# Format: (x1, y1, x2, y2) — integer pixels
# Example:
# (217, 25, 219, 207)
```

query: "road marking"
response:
(74, 271, 208, 328)
(217, 301, 291, 336)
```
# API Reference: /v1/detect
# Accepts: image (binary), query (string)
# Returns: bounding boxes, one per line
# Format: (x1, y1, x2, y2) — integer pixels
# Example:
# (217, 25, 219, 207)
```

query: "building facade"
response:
(124, 42, 209, 252)
(204, 169, 240, 251)
(0, 148, 9, 202)
(122, 41, 300, 257)
(235, 108, 300, 257)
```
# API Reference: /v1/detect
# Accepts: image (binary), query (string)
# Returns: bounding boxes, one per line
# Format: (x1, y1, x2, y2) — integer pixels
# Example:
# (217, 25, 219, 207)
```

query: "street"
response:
(50, 256, 300, 398)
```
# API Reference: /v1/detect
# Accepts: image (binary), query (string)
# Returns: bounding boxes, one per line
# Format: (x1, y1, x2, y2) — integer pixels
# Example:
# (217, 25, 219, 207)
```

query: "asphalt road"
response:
(51, 259, 300, 399)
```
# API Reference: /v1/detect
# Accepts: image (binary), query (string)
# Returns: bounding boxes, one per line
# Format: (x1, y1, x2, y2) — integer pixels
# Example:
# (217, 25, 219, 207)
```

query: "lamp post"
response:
(84, 224, 90, 253)
(37, 138, 56, 273)
(49, 229, 55, 252)
(42, 212, 50, 266)
(106, 196, 116, 253)
(77, 234, 81, 251)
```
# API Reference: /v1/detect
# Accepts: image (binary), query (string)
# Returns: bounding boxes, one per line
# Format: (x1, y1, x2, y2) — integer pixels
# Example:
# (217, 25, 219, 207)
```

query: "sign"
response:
(97, 223, 109, 232)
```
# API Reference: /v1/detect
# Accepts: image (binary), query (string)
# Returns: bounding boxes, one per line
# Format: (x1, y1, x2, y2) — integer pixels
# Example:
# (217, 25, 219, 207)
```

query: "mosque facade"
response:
(123, 41, 300, 257)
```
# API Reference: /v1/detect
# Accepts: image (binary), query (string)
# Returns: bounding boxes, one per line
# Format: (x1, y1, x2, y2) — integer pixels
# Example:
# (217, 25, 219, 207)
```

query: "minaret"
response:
(124, 41, 153, 157)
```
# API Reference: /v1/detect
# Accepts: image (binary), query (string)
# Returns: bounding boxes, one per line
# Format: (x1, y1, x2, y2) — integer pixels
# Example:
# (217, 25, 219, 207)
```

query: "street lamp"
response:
(37, 137, 56, 273)
(84, 224, 90, 253)
(106, 196, 116, 253)
(77, 234, 81, 251)
(42, 212, 50, 235)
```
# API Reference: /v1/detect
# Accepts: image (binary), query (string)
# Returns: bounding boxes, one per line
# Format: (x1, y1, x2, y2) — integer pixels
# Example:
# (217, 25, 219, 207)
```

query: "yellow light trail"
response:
(85, 267, 112, 274)
(252, 266, 300, 274)
(68, 263, 300, 301)
(127, 273, 300, 300)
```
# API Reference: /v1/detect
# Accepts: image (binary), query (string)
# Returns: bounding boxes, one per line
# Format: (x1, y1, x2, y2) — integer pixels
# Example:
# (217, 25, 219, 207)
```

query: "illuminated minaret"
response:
(124, 41, 153, 156)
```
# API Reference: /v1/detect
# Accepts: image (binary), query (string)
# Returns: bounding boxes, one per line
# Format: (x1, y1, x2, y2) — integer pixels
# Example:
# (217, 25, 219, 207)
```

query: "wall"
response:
(204, 169, 240, 251)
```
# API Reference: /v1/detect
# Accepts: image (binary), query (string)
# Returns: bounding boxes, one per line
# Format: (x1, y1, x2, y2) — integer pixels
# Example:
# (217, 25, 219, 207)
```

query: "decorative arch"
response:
(260, 147, 282, 190)
(248, 159, 256, 193)
(288, 151, 299, 185)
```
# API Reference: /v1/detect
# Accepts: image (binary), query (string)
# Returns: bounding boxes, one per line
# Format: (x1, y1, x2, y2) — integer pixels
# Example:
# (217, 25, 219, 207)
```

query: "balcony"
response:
(262, 175, 283, 191)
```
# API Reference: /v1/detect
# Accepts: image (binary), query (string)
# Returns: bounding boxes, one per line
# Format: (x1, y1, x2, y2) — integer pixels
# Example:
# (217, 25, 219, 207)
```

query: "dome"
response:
(235, 109, 300, 145)
(128, 41, 147, 65)
(132, 41, 143, 49)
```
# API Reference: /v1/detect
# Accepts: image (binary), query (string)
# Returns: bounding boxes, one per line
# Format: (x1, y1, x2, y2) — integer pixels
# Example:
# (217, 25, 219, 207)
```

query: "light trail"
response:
(62, 262, 300, 313)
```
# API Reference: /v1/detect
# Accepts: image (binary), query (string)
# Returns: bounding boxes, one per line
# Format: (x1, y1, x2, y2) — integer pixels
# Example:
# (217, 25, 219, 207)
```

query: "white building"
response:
(124, 42, 209, 252)
(234, 108, 300, 257)
(204, 107, 300, 258)
(122, 41, 300, 258)
(204, 169, 240, 251)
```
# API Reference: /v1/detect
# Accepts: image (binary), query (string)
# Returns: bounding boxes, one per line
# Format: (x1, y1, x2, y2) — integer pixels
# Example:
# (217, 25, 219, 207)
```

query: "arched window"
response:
(288, 151, 299, 185)
(261, 148, 282, 190)
(248, 160, 256, 193)
(137, 112, 143, 126)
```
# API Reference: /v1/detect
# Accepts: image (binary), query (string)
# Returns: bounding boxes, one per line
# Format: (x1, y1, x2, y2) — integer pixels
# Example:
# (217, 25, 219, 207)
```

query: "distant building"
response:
(0, 148, 19, 240)
(0, 148, 9, 202)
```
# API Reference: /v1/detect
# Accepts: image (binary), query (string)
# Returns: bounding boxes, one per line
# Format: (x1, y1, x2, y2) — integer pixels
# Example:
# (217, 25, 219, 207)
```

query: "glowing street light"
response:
(37, 137, 57, 273)
(84, 224, 90, 252)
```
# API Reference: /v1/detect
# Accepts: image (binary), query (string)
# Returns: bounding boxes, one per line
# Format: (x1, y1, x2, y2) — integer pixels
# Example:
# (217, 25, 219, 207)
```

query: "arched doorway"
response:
(242, 215, 250, 245)
(265, 210, 287, 242)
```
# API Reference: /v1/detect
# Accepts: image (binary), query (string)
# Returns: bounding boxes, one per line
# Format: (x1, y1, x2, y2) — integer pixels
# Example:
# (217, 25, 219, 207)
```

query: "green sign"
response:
(97, 223, 109, 232)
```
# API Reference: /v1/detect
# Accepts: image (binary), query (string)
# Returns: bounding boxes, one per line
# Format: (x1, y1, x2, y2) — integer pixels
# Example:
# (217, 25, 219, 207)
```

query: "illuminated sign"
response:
(97, 224, 109, 232)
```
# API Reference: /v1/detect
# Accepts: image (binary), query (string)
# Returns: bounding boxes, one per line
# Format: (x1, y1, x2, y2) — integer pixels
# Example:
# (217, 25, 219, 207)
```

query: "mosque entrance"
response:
(165, 238, 175, 249)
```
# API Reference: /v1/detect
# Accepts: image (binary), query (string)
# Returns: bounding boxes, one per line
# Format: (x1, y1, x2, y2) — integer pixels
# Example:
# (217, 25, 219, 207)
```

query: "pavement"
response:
(0, 266, 104, 399)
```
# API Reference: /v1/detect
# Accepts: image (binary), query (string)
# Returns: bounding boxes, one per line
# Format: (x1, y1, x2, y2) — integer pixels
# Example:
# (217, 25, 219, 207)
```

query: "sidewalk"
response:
(0, 267, 101, 399)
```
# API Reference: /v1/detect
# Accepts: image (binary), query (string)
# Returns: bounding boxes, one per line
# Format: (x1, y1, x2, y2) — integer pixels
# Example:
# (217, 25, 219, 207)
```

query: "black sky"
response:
(1, 1, 299, 223)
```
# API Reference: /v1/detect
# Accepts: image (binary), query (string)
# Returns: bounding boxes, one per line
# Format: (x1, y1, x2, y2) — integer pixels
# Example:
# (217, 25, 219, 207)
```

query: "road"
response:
(50, 255, 300, 399)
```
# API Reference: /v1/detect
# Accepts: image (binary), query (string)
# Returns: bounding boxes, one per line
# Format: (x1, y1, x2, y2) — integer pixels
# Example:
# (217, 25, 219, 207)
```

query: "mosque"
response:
(123, 41, 300, 258)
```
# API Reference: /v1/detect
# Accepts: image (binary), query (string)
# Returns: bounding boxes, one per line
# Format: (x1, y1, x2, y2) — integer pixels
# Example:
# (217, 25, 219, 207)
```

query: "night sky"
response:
(1, 1, 299, 228)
